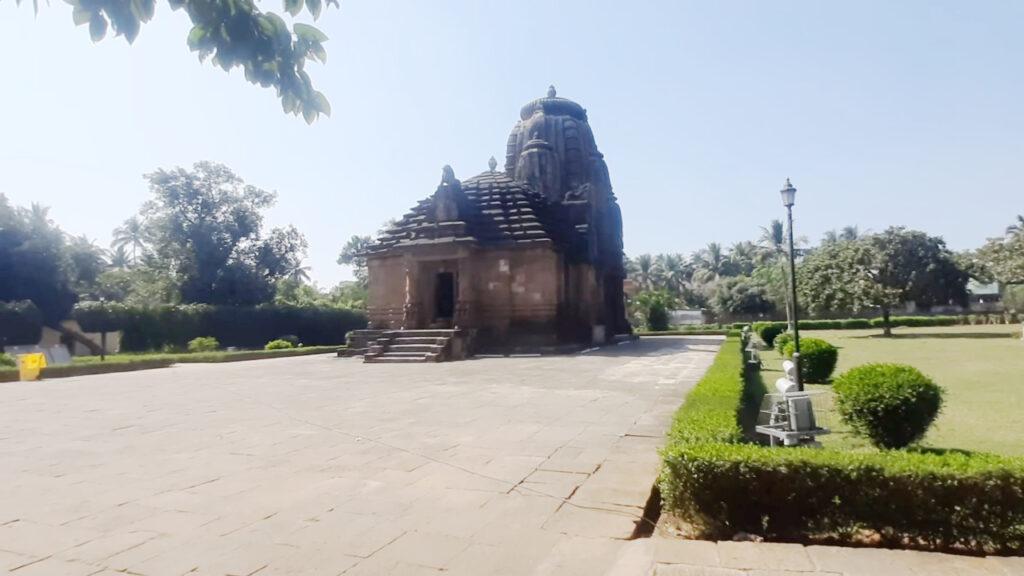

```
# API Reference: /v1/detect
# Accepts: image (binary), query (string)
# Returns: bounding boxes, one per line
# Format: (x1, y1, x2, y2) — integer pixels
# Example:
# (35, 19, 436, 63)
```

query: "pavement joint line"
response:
(194, 368, 667, 531)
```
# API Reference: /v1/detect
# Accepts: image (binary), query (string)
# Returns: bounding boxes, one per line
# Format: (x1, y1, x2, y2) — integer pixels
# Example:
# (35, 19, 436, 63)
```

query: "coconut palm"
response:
(109, 245, 131, 269)
(634, 254, 657, 291)
(729, 241, 760, 276)
(286, 263, 312, 284)
(692, 242, 729, 282)
(658, 253, 692, 294)
(758, 220, 786, 261)
(1007, 215, 1024, 237)
(839, 225, 861, 242)
(111, 216, 147, 265)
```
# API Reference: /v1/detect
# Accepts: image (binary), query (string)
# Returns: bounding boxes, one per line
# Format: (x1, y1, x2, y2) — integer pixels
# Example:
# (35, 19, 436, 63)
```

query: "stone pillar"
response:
(454, 256, 475, 330)
(401, 258, 420, 330)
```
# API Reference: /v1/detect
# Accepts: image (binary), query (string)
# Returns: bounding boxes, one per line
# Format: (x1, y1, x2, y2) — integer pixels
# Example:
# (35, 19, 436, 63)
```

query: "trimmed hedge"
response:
(659, 338, 1024, 553)
(753, 315, 965, 334)
(774, 332, 793, 355)
(661, 443, 1024, 552)
(665, 337, 745, 446)
(72, 304, 367, 351)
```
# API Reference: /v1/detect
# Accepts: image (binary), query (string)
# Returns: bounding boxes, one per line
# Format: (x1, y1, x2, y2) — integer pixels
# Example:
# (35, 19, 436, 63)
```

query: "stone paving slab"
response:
(652, 536, 1022, 576)
(0, 336, 722, 575)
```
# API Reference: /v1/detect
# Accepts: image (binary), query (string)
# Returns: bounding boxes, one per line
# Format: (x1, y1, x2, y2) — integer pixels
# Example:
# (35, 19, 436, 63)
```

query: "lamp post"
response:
(780, 178, 802, 391)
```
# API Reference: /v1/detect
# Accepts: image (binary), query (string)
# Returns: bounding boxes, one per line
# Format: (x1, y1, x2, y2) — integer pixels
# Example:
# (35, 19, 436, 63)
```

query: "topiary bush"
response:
(833, 363, 943, 449)
(783, 337, 838, 383)
(774, 332, 793, 356)
(264, 339, 295, 350)
(187, 336, 219, 353)
(647, 302, 670, 332)
(756, 323, 785, 347)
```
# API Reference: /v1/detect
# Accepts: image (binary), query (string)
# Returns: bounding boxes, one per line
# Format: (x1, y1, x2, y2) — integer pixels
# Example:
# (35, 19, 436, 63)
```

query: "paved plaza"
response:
(0, 336, 721, 575)
(3, 336, 1020, 576)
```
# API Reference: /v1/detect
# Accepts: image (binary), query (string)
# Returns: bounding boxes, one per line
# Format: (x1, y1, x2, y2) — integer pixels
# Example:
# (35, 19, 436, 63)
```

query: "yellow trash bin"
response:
(17, 353, 47, 381)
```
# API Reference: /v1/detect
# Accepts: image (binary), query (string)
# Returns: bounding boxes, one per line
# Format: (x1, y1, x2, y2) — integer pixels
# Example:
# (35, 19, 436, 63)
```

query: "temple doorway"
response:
(434, 272, 455, 321)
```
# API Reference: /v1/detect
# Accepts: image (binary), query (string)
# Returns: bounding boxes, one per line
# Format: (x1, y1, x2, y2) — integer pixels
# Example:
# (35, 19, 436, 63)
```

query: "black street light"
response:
(781, 178, 802, 391)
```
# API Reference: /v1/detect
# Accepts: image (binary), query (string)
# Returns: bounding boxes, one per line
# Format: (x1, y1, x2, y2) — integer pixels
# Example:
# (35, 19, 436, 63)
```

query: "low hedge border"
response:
(747, 315, 1017, 334)
(638, 329, 734, 336)
(40, 359, 175, 378)
(659, 336, 1024, 554)
(0, 347, 338, 381)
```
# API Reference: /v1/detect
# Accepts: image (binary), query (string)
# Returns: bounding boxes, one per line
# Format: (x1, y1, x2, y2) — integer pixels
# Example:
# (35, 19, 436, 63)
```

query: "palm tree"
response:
(839, 225, 861, 242)
(821, 229, 839, 245)
(111, 216, 147, 266)
(634, 254, 656, 291)
(693, 242, 728, 282)
(758, 220, 786, 261)
(759, 219, 794, 329)
(1007, 215, 1024, 237)
(109, 245, 131, 269)
(729, 241, 759, 276)
(659, 253, 692, 294)
(286, 264, 312, 284)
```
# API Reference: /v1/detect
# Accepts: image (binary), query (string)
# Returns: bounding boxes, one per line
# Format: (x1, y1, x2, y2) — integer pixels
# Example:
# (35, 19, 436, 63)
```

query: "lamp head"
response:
(780, 178, 796, 207)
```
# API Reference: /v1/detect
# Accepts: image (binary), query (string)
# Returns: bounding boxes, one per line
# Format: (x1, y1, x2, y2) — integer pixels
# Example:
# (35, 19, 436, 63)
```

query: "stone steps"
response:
(363, 329, 456, 363)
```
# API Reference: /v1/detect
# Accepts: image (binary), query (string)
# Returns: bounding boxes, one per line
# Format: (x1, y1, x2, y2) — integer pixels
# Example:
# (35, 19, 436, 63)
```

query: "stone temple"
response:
(351, 87, 628, 362)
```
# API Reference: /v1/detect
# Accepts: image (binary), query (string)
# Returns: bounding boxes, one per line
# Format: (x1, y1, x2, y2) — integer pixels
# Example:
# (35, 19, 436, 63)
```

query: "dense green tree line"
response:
(627, 217, 1023, 332)
(1, 162, 367, 339)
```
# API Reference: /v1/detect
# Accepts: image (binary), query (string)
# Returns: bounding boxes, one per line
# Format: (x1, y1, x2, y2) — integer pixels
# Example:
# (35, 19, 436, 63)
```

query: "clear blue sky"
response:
(1, 1, 1021, 285)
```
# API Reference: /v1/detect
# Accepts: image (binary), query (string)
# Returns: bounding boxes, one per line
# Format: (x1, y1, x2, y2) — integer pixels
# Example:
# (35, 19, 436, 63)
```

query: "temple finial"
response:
(441, 165, 456, 184)
(547, 85, 556, 98)
(488, 156, 497, 172)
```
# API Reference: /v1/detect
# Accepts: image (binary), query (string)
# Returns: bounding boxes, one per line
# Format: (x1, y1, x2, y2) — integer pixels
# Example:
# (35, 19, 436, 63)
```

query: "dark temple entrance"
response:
(434, 272, 455, 320)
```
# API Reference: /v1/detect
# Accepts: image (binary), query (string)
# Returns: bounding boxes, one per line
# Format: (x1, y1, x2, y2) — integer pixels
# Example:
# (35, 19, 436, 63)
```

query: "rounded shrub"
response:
(264, 339, 295, 350)
(783, 337, 838, 383)
(0, 353, 16, 368)
(774, 332, 793, 356)
(756, 323, 785, 347)
(187, 336, 219, 353)
(647, 302, 670, 332)
(833, 363, 943, 449)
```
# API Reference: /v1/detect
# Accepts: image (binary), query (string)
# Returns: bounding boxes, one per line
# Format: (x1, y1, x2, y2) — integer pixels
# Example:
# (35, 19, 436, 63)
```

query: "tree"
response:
(338, 235, 373, 286)
(658, 253, 692, 295)
(759, 219, 792, 327)
(977, 229, 1024, 285)
(1006, 215, 1024, 237)
(0, 194, 78, 325)
(66, 234, 109, 296)
(727, 241, 759, 276)
(109, 245, 131, 270)
(799, 227, 969, 335)
(111, 216, 147, 265)
(8, 0, 336, 123)
(631, 254, 660, 291)
(710, 276, 775, 320)
(692, 242, 730, 282)
(139, 161, 307, 306)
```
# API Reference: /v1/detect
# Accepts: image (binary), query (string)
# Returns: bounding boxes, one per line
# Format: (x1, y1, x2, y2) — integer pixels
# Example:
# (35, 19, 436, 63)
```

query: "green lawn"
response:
(760, 324, 1024, 456)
